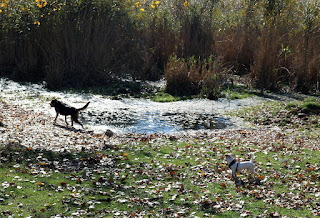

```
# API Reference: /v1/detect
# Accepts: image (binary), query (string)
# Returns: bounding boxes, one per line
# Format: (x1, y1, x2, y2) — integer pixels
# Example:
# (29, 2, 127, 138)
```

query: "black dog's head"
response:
(50, 99, 58, 107)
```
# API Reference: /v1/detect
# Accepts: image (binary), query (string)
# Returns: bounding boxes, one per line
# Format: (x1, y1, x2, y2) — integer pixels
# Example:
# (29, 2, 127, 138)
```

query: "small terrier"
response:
(225, 154, 255, 180)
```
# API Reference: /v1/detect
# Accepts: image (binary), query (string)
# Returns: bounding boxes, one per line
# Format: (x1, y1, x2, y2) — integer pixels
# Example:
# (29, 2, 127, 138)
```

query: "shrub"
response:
(165, 55, 225, 99)
(199, 57, 226, 100)
(164, 55, 200, 96)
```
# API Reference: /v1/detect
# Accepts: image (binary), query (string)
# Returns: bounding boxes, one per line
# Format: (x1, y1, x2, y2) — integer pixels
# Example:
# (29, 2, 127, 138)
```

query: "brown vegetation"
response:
(0, 0, 319, 96)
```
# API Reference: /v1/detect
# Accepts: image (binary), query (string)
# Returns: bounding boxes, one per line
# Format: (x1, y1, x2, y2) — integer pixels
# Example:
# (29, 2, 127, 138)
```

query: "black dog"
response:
(50, 99, 90, 128)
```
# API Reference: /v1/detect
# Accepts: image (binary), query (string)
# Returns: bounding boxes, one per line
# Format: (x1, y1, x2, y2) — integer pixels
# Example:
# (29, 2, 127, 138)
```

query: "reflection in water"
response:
(0, 78, 260, 134)
(84, 110, 232, 134)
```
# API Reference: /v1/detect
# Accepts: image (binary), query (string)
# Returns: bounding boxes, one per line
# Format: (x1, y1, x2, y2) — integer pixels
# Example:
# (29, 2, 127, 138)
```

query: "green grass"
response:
(144, 84, 257, 102)
(224, 90, 253, 100)
(141, 89, 196, 102)
(220, 84, 260, 100)
(288, 97, 320, 114)
(150, 92, 180, 102)
(228, 98, 320, 128)
(1, 128, 319, 217)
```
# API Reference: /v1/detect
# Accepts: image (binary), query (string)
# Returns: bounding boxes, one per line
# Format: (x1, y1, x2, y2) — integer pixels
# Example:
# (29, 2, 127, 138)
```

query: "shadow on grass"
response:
(53, 123, 93, 134)
(235, 178, 263, 187)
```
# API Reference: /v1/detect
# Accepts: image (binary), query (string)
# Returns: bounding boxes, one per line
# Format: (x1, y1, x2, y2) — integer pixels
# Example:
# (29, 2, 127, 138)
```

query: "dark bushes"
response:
(165, 56, 225, 99)
(0, 0, 141, 89)
(0, 0, 320, 95)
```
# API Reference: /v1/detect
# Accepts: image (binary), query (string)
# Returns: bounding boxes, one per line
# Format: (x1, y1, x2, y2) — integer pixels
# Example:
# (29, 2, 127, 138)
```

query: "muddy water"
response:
(0, 78, 263, 134)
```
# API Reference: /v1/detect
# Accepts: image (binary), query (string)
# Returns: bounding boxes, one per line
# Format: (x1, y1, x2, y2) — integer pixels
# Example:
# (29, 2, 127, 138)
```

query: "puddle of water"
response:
(0, 78, 262, 134)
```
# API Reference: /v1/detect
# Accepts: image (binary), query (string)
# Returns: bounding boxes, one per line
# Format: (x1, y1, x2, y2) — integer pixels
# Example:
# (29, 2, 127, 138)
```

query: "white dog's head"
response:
(225, 154, 235, 165)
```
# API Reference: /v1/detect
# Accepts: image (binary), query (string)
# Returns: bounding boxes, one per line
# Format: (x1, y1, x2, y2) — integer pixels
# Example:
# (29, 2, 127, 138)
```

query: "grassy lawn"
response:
(1, 119, 320, 217)
(1, 95, 320, 216)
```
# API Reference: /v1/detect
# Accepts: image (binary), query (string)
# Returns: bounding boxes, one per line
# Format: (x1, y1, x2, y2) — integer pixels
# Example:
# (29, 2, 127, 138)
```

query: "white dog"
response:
(225, 154, 255, 180)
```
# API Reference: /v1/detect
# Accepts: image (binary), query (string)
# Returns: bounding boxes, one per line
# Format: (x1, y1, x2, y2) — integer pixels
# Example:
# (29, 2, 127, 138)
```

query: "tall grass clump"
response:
(249, 0, 320, 93)
(165, 55, 201, 96)
(0, 0, 140, 89)
(165, 55, 225, 99)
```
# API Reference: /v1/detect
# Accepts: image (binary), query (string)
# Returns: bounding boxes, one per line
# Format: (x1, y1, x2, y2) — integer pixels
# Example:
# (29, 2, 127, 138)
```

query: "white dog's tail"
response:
(250, 153, 254, 162)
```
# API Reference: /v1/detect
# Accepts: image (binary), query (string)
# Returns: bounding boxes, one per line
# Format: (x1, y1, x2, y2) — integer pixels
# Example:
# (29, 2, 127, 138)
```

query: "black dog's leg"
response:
(54, 113, 59, 123)
(75, 120, 83, 128)
(72, 117, 83, 128)
(65, 116, 69, 126)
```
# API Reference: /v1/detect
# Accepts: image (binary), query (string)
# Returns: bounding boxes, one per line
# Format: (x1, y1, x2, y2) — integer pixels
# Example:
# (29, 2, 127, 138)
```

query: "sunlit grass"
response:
(1, 123, 319, 216)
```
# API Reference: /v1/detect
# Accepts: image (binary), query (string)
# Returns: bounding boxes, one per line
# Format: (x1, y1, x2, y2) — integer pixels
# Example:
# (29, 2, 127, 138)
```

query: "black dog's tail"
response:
(77, 102, 90, 111)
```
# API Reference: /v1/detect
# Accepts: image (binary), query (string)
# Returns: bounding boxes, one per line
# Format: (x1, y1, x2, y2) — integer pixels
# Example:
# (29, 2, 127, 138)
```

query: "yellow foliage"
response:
(35, 0, 47, 8)
(0, 3, 8, 9)
(151, 1, 159, 9)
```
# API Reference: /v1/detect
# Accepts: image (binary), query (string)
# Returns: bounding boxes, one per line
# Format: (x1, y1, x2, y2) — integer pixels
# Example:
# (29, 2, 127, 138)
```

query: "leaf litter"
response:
(0, 96, 320, 217)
